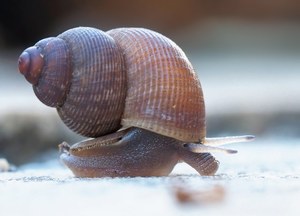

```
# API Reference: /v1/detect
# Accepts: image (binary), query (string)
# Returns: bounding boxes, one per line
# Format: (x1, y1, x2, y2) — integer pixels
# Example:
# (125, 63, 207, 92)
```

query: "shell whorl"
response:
(56, 27, 127, 137)
(108, 28, 206, 142)
(18, 37, 72, 107)
(33, 37, 72, 107)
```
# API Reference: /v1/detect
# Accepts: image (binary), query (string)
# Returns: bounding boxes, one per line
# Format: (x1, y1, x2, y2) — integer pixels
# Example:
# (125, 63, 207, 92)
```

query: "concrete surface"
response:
(1, 140, 299, 216)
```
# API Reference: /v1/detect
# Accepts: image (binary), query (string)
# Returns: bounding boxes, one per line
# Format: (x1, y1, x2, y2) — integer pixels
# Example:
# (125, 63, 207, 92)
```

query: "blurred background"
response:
(0, 0, 300, 165)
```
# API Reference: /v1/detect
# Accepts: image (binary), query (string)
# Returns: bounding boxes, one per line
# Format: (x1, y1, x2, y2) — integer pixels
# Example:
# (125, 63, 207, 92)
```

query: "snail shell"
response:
(19, 27, 205, 142)
(18, 27, 254, 177)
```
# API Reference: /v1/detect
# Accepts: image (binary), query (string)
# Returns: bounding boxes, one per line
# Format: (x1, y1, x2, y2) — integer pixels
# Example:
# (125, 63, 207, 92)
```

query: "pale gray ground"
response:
(1, 140, 300, 216)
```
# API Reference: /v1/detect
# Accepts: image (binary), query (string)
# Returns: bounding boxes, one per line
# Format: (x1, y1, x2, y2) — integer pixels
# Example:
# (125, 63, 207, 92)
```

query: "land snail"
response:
(18, 27, 254, 177)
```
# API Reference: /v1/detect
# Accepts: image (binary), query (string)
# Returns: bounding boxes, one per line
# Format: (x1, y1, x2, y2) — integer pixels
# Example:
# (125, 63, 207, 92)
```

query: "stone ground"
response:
(1, 140, 299, 216)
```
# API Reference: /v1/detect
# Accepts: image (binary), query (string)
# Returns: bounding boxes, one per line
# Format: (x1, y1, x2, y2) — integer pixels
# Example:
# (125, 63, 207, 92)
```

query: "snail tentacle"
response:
(184, 135, 255, 154)
(183, 143, 238, 154)
(204, 135, 255, 146)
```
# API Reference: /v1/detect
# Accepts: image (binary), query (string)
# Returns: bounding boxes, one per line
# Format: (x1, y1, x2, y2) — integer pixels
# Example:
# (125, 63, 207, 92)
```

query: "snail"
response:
(18, 27, 254, 177)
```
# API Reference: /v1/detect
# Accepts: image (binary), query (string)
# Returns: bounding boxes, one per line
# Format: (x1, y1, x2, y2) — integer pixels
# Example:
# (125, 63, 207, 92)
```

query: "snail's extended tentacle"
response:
(204, 135, 255, 146)
(183, 143, 238, 154)
(184, 135, 255, 154)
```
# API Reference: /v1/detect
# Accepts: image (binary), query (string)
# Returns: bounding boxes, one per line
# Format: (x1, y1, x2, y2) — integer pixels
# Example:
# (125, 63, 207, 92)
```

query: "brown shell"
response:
(56, 27, 127, 137)
(107, 28, 206, 142)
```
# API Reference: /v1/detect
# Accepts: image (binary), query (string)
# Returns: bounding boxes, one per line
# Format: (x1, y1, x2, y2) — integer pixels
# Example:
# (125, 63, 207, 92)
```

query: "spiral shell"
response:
(18, 27, 205, 142)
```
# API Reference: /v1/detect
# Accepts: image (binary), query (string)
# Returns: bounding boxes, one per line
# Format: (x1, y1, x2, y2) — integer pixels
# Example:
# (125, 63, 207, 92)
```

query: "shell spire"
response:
(18, 47, 44, 85)
(18, 37, 72, 107)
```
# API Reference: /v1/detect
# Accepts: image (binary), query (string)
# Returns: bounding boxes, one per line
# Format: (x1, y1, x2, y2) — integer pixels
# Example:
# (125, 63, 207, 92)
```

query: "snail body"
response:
(60, 128, 219, 177)
(18, 27, 254, 177)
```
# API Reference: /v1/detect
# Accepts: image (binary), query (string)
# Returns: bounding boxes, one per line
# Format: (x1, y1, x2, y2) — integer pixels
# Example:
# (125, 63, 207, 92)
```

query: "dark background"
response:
(1, 0, 300, 47)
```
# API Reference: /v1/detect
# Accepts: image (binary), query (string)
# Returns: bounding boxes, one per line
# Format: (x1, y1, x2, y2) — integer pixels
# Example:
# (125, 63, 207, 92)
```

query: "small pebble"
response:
(173, 185, 225, 205)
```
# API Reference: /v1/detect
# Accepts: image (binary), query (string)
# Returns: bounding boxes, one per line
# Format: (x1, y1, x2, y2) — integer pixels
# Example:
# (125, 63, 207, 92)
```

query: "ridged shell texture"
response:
(108, 28, 206, 142)
(33, 37, 72, 107)
(57, 27, 126, 137)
